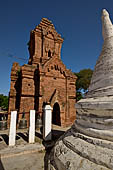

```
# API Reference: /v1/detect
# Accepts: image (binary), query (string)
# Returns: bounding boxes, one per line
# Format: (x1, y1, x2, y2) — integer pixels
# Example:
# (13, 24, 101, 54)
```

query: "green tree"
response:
(75, 69, 93, 101)
(0, 94, 9, 110)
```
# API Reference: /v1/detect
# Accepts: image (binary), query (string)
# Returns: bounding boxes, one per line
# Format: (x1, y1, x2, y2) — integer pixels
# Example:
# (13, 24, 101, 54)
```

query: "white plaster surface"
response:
(87, 9, 113, 96)
(9, 111, 17, 146)
(29, 110, 35, 143)
(43, 105, 52, 141)
(102, 9, 113, 40)
(49, 9, 113, 170)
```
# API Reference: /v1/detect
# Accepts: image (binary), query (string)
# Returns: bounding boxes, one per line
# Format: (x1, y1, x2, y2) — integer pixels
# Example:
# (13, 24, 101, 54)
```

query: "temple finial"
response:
(102, 9, 109, 17)
(102, 9, 113, 40)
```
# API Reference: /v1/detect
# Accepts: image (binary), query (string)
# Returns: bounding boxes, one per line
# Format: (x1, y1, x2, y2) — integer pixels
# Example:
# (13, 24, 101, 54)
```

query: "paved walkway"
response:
(0, 143, 44, 158)
(1, 149, 45, 170)
(0, 125, 70, 170)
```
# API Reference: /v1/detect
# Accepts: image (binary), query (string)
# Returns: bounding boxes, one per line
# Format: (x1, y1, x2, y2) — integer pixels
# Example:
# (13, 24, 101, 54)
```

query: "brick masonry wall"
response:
(8, 18, 77, 127)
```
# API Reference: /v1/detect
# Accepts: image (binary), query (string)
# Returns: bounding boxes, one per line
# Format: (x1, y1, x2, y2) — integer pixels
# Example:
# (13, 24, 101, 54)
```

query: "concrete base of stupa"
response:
(49, 96, 113, 170)
(49, 125, 113, 170)
(75, 96, 113, 142)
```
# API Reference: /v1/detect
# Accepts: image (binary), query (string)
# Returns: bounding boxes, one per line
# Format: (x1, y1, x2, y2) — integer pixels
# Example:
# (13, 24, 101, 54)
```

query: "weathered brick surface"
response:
(8, 18, 77, 127)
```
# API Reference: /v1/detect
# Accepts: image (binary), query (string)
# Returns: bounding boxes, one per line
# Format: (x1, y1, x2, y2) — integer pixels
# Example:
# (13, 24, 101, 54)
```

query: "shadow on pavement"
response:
(43, 129, 65, 170)
(16, 135, 20, 140)
(52, 129, 65, 140)
(0, 137, 3, 143)
(44, 128, 72, 169)
(17, 132, 28, 142)
(1, 134, 9, 145)
(35, 131, 43, 139)
(0, 157, 5, 170)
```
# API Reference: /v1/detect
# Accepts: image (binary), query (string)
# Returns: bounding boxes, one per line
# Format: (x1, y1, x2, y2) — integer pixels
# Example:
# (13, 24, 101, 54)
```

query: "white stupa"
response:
(49, 9, 113, 170)
(87, 9, 113, 97)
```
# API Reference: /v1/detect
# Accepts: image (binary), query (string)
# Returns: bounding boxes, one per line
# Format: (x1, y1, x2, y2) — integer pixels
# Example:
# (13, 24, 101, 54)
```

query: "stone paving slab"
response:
(1, 151, 45, 170)
(0, 143, 45, 158)
(0, 125, 70, 159)
(0, 125, 71, 170)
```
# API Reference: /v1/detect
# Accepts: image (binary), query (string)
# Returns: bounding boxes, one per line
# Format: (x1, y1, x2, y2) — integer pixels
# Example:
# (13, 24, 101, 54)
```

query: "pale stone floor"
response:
(0, 125, 70, 170)
(1, 151, 45, 170)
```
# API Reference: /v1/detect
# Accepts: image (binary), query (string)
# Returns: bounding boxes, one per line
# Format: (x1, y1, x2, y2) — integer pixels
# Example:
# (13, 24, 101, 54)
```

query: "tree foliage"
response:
(75, 69, 93, 101)
(0, 94, 8, 111)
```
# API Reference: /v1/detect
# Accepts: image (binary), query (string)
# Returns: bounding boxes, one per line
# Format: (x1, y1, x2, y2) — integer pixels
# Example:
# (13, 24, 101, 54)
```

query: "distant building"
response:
(8, 18, 77, 127)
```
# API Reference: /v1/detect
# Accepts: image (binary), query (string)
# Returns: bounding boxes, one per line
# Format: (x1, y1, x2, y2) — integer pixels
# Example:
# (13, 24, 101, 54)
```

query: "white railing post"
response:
(43, 105, 52, 141)
(29, 110, 35, 143)
(9, 111, 17, 146)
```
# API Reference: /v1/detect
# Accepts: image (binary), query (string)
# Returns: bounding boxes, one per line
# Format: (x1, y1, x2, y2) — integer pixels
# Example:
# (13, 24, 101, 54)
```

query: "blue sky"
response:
(0, 0, 113, 95)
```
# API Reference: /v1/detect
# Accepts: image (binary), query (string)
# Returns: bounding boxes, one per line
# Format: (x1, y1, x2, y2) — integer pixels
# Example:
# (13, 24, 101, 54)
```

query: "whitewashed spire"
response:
(87, 9, 113, 97)
(102, 9, 113, 40)
(50, 10, 113, 169)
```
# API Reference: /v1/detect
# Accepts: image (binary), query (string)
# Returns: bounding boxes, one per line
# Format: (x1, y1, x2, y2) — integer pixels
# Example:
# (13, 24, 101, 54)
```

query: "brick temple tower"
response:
(8, 18, 77, 127)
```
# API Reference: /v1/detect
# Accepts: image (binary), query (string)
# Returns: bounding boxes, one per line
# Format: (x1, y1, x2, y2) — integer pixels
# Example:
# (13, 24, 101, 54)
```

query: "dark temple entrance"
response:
(52, 102, 61, 126)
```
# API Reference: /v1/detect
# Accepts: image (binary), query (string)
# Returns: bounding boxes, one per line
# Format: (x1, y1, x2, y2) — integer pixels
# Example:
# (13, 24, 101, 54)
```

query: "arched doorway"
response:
(52, 102, 61, 126)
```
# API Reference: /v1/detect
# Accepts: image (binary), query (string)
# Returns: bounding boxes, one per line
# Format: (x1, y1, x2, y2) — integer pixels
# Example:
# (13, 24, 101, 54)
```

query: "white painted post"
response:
(29, 110, 35, 143)
(9, 111, 17, 146)
(43, 105, 52, 141)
